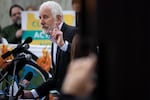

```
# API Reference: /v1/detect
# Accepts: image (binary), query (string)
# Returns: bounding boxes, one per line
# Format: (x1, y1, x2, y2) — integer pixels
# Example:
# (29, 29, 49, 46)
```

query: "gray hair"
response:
(39, 1, 63, 21)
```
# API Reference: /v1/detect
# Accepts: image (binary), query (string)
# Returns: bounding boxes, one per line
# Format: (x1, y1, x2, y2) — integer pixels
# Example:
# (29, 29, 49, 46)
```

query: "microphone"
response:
(5, 53, 32, 63)
(13, 53, 32, 62)
(22, 37, 32, 45)
(0, 53, 32, 81)
(15, 72, 33, 99)
(1, 37, 32, 59)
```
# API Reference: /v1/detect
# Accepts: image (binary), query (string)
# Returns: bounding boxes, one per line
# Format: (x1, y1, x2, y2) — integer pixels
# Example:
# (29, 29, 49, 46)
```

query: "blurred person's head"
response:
(72, 0, 81, 13)
(9, 4, 24, 25)
(71, 33, 96, 60)
(26, 5, 37, 11)
(71, 34, 89, 60)
(0, 25, 2, 42)
(85, 0, 96, 13)
(39, 1, 63, 34)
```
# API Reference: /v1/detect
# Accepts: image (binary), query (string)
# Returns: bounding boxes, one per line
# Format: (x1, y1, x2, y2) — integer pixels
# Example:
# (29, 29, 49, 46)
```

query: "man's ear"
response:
(56, 15, 62, 23)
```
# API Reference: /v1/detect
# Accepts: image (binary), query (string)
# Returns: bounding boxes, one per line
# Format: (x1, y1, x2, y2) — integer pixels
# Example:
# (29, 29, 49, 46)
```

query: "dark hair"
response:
(9, 4, 24, 16)
(72, 0, 81, 4)
(71, 34, 81, 60)
(71, 33, 94, 60)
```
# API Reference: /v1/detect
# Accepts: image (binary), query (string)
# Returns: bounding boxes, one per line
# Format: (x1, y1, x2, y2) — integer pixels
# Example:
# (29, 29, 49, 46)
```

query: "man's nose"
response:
(40, 19, 45, 25)
(15, 13, 21, 18)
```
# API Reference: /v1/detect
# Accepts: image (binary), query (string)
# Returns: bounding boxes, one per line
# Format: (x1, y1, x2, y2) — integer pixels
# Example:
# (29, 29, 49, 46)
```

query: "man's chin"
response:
(16, 20, 21, 25)
(42, 30, 49, 35)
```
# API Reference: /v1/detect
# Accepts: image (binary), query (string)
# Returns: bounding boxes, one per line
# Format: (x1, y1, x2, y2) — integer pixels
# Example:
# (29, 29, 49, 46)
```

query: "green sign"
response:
(22, 30, 52, 45)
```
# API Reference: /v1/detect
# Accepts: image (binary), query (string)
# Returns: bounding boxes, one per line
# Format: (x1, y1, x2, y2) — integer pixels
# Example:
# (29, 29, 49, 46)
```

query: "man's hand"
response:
(49, 26, 64, 47)
(15, 29, 22, 38)
(61, 54, 97, 97)
(22, 90, 34, 99)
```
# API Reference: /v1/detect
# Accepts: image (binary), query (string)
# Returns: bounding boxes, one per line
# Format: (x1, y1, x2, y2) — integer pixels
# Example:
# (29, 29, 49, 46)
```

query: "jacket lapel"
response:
(51, 23, 65, 74)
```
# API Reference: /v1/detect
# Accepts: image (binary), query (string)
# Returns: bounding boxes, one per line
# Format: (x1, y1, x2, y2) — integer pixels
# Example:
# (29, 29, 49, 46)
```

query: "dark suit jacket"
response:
(35, 23, 77, 98)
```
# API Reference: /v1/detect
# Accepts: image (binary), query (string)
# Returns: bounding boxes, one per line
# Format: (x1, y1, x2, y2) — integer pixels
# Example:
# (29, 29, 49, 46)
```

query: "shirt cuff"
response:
(31, 89, 39, 98)
(60, 41, 68, 52)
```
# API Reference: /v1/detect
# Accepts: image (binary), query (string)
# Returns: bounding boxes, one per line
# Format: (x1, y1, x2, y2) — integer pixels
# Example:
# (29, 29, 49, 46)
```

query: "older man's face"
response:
(39, 7, 56, 34)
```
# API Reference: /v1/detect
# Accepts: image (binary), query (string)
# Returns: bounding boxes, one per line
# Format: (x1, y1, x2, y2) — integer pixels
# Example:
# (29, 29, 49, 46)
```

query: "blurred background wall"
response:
(0, 0, 72, 28)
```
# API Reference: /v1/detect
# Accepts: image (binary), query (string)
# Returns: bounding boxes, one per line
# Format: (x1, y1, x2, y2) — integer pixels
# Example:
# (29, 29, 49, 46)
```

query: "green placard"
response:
(22, 30, 52, 45)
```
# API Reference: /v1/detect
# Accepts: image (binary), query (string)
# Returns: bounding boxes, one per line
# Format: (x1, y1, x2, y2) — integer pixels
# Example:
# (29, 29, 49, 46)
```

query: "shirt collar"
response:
(58, 22, 63, 30)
